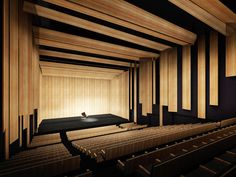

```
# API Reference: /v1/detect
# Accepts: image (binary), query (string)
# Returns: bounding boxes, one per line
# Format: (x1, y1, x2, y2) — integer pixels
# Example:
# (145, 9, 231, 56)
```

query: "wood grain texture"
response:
(133, 65, 138, 122)
(168, 48, 178, 112)
(3, 0, 10, 159)
(39, 49, 131, 67)
(226, 24, 236, 77)
(210, 31, 218, 105)
(139, 60, 153, 116)
(69, 0, 196, 44)
(190, 0, 236, 23)
(110, 71, 129, 119)
(130, 68, 133, 110)
(34, 27, 158, 58)
(9, 0, 19, 143)
(41, 76, 111, 119)
(197, 36, 206, 119)
(24, 1, 170, 51)
(160, 51, 169, 107)
(182, 45, 191, 110)
(169, 0, 226, 35)
(48, 0, 188, 45)
(35, 38, 139, 61)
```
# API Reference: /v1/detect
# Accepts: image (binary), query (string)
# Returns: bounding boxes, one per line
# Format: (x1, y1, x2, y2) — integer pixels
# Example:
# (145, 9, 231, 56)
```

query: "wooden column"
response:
(197, 35, 206, 119)
(210, 31, 218, 106)
(153, 60, 156, 105)
(182, 45, 191, 110)
(134, 63, 138, 123)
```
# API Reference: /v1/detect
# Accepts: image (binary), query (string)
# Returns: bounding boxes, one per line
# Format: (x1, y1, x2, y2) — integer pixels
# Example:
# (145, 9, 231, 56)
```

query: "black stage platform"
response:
(38, 114, 129, 134)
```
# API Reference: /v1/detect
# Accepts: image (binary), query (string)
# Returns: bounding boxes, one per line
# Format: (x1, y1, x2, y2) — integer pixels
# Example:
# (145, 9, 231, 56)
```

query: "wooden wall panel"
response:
(9, 0, 19, 143)
(198, 36, 206, 119)
(210, 31, 219, 105)
(226, 24, 236, 77)
(130, 68, 133, 110)
(139, 60, 153, 116)
(153, 60, 156, 105)
(2, 0, 10, 159)
(40, 76, 111, 119)
(110, 71, 129, 119)
(134, 66, 137, 122)
(160, 51, 169, 107)
(182, 45, 191, 110)
(168, 48, 178, 112)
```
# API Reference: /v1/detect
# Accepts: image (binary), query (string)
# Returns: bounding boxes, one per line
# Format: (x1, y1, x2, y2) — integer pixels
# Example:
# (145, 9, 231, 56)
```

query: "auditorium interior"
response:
(1, 0, 236, 177)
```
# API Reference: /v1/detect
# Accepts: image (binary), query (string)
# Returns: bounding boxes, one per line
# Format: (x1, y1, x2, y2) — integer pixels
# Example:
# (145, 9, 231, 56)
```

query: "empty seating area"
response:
(67, 123, 147, 141)
(0, 144, 80, 177)
(118, 124, 236, 177)
(72, 123, 219, 162)
(29, 133, 61, 148)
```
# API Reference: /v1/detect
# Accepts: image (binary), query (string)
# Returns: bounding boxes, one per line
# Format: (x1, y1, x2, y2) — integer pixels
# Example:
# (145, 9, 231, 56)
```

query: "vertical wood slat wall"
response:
(2, 0, 41, 159)
(226, 24, 236, 77)
(40, 76, 111, 120)
(182, 45, 191, 110)
(139, 60, 153, 116)
(168, 48, 178, 112)
(2, 0, 10, 159)
(110, 71, 129, 119)
(133, 65, 138, 122)
(197, 35, 206, 119)
(210, 31, 219, 106)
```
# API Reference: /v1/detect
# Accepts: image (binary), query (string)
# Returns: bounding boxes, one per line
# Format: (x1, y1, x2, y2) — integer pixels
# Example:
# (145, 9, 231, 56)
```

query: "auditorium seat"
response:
(29, 133, 61, 148)
(0, 143, 80, 177)
(72, 122, 219, 162)
(129, 124, 236, 177)
(220, 117, 236, 128)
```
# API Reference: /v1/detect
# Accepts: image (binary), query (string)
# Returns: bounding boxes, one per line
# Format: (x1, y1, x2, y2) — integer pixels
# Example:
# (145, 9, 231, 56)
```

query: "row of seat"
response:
(0, 143, 80, 177)
(119, 124, 236, 177)
(29, 133, 61, 148)
(72, 122, 219, 162)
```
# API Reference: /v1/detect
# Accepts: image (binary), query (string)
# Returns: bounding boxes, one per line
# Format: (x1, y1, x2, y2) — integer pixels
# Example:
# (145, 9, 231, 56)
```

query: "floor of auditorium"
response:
(38, 114, 130, 134)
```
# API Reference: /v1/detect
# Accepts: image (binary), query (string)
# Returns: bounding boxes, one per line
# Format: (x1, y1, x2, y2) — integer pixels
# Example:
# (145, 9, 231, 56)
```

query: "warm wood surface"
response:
(9, 0, 19, 143)
(134, 65, 138, 123)
(168, 48, 178, 112)
(197, 36, 206, 119)
(226, 24, 236, 77)
(3, 0, 10, 159)
(47, 0, 189, 45)
(110, 71, 129, 119)
(209, 31, 218, 106)
(69, 0, 196, 45)
(153, 60, 156, 105)
(182, 45, 191, 110)
(24, 1, 170, 51)
(34, 27, 158, 58)
(169, 0, 226, 35)
(35, 38, 139, 61)
(139, 60, 153, 116)
(39, 49, 131, 67)
(160, 51, 169, 107)
(130, 68, 133, 110)
(41, 76, 111, 119)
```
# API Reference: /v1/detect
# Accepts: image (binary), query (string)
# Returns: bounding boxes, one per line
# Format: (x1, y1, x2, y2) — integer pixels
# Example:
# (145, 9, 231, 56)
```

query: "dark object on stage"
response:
(81, 112, 87, 119)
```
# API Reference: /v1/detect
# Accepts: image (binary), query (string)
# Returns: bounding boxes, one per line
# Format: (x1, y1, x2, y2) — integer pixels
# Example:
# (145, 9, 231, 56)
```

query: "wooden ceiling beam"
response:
(34, 27, 159, 58)
(43, 0, 187, 45)
(41, 67, 120, 80)
(67, 0, 196, 44)
(35, 38, 139, 61)
(40, 61, 125, 74)
(23, 1, 170, 51)
(169, 0, 232, 35)
(39, 49, 132, 67)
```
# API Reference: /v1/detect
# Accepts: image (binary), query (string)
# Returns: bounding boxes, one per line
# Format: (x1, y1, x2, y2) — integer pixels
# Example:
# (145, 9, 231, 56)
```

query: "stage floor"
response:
(38, 114, 129, 134)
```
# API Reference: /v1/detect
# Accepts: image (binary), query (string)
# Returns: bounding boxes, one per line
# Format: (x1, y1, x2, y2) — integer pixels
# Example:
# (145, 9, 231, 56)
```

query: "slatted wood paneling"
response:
(182, 45, 191, 110)
(24, 1, 170, 51)
(210, 31, 219, 106)
(139, 60, 153, 116)
(110, 71, 129, 119)
(3, 0, 10, 159)
(41, 76, 111, 119)
(134, 65, 138, 122)
(197, 36, 206, 119)
(159, 50, 169, 126)
(9, 0, 19, 143)
(226, 24, 236, 77)
(68, 0, 196, 45)
(168, 48, 178, 112)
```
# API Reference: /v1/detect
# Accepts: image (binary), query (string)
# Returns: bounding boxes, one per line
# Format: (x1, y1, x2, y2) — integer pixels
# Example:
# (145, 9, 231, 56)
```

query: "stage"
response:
(37, 114, 129, 134)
